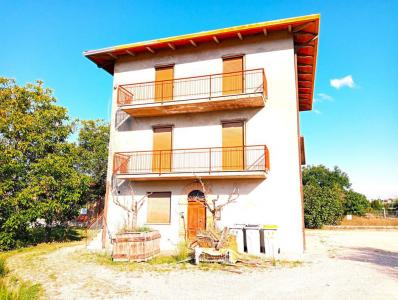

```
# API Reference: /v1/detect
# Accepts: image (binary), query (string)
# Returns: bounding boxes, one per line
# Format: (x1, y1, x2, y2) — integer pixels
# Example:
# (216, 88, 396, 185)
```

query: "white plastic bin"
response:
(245, 225, 261, 255)
(229, 224, 245, 253)
(261, 225, 279, 258)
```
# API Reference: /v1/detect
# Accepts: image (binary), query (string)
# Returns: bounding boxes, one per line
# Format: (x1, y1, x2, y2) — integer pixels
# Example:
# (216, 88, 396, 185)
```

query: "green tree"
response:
(302, 165, 352, 228)
(0, 78, 91, 249)
(77, 120, 109, 204)
(302, 165, 351, 190)
(303, 183, 344, 229)
(370, 199, 384, 212)
(343, 190, 369, 216)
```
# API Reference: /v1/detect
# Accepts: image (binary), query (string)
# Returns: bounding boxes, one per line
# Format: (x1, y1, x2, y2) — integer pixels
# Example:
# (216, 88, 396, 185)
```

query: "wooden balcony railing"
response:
(113, 145, 270, 175)
(117, 69, 267, 106)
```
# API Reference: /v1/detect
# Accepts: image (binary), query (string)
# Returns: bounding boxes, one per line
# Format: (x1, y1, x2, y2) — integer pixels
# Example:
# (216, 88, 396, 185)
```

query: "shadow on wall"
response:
(115, 107, 261, 132)
(339, 247, 398, 279)
(115, 31, 292, 75)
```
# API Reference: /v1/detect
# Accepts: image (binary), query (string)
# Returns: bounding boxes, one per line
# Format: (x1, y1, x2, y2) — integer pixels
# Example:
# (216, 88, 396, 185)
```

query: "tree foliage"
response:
(302, 165, 369, 228)
(343, 190, 369, 216)
(0, 78, 109, 250)
(370, 199, 384, 211)
(77, 119, 109, 204)
(303, 183, 344, 229)
(302, 165, 350, 190)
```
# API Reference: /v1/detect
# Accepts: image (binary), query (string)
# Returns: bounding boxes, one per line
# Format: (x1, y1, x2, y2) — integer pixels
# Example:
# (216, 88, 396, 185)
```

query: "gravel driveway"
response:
(7, 229, 398, 299)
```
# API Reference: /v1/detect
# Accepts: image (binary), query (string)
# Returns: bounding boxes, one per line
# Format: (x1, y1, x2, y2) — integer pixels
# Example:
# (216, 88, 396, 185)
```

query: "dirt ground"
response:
(6, 229, 398, 299)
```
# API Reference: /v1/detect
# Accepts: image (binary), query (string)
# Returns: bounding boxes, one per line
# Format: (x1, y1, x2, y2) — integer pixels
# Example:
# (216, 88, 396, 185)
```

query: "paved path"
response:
(7, 230, 398, 299)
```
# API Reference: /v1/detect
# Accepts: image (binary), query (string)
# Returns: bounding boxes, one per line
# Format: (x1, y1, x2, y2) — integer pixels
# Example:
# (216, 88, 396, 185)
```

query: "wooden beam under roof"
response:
(146, 46, 155, 53)
(107, 53, 118, 59)
(167, 43, 176, 50)
(293, 21, 315, 33)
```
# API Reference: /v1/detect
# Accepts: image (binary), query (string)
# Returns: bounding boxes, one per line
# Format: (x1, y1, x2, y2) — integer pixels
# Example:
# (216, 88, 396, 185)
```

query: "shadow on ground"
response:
(339, 247, 398, 279)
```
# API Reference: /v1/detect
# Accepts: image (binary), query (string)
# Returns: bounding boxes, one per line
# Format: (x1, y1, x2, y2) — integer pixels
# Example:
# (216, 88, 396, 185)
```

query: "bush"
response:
(370, 199, 384, 212)
(303, 183, 344, 229)
(343, 190, 370, 216)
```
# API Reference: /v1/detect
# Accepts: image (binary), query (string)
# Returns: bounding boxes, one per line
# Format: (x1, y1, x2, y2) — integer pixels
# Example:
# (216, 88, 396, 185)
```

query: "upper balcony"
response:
(113, 145, 269, 181)
(117, 69, 267, 117)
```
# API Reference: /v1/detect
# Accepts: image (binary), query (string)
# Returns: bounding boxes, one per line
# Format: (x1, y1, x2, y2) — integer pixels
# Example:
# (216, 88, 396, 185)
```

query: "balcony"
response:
(113, 145, 269, 181)
(117, 69, 267, 117)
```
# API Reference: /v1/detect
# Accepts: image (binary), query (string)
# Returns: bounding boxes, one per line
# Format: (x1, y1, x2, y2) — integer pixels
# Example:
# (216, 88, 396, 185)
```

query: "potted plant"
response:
(112, 226, 161, 262)
(111, 182, 161, 262)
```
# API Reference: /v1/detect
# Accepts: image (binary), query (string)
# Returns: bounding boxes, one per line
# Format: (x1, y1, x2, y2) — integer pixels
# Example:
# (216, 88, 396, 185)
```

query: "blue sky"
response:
(1, 0, 397, 199)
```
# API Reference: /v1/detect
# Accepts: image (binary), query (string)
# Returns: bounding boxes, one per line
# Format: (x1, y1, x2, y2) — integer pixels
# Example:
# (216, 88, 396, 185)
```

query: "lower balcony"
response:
(113, 145, 269, 181)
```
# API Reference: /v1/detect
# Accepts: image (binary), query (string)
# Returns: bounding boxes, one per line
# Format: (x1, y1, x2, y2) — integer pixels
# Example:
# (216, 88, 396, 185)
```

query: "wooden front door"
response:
(222, 56, 243, 95)
(152, 126, 172, 173)
(155, 66, 174, 102)
(187, 200, 206, 240)
(222, 121, 244, 171)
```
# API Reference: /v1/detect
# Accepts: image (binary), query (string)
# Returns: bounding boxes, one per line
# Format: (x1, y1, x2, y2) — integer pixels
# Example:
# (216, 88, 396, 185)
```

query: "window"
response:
(147, 192, 171, 224)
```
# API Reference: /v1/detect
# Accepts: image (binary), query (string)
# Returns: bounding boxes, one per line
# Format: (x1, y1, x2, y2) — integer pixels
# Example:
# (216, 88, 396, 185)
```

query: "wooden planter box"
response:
(112, 230, 161, 262)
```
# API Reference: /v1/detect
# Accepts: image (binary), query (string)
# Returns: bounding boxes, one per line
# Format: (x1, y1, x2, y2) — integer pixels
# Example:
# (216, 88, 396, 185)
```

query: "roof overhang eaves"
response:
(84, 14, 320, 111)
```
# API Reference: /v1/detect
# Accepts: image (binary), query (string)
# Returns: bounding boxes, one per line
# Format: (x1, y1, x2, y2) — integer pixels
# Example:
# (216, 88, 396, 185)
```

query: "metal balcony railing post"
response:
(264, 145, 267, 170)
(209, 148, 212, 174)
(159, 150, 162, 174)
(209, 74, 212, 99)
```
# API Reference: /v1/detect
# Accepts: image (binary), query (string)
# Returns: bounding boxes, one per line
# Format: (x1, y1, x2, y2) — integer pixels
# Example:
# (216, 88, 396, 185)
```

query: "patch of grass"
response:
(75, 242, 193, 272)
(0, 241, 82, 300)
(0, 257, 42, 300)
(340, 216, 398, 226)
(0, 258, 8, 277)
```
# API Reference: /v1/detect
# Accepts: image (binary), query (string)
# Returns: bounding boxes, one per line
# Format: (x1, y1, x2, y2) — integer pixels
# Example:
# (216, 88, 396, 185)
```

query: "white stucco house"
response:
(84, 14, 320, 258)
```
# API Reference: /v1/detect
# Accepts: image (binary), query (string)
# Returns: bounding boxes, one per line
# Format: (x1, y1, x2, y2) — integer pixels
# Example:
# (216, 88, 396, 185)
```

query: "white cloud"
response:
(330, 75, 355, 89)
(313, 108, 321, 114)
(317, 93, 333, 101)
(314, 93, 333, 103)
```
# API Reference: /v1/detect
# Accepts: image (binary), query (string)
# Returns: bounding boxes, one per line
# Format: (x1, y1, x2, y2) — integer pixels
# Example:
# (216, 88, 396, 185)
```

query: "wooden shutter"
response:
(222, 56, 243, 95)
(152, 126, 172, 173)
(147, 192, 171, 224)
(155, 66, 174, 102)
(222, 121, 244, 171)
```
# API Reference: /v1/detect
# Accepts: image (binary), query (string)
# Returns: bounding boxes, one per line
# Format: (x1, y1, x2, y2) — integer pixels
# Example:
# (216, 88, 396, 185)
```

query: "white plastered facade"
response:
(104, 31, 305, 257)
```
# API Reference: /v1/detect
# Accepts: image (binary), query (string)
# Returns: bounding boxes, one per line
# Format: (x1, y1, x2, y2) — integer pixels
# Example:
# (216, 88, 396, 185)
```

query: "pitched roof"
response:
(84, 14, 320, 111)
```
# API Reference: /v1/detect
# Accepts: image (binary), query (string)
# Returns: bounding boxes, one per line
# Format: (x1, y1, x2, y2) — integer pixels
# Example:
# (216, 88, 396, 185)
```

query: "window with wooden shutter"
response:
(147, 192, 171, 224)
(152, 126, 172, 173)
(222, 121, 244, 171)
(222, 56, 243, 95)
(155, 66, 174, 102)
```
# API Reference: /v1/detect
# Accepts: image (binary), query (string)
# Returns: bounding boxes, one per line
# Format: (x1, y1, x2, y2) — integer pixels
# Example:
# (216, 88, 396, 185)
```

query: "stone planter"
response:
(112, 230, 161, 262)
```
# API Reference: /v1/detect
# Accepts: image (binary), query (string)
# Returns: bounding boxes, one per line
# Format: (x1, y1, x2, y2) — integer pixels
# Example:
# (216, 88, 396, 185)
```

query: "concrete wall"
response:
(105, 31, 304, 257)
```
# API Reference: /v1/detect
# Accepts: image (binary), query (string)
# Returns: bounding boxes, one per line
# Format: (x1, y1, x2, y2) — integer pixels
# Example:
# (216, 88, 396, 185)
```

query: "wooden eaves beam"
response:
(146, 46, 155, 53)
(167, 43, 176, 50)
(292, 21, 315, 33)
